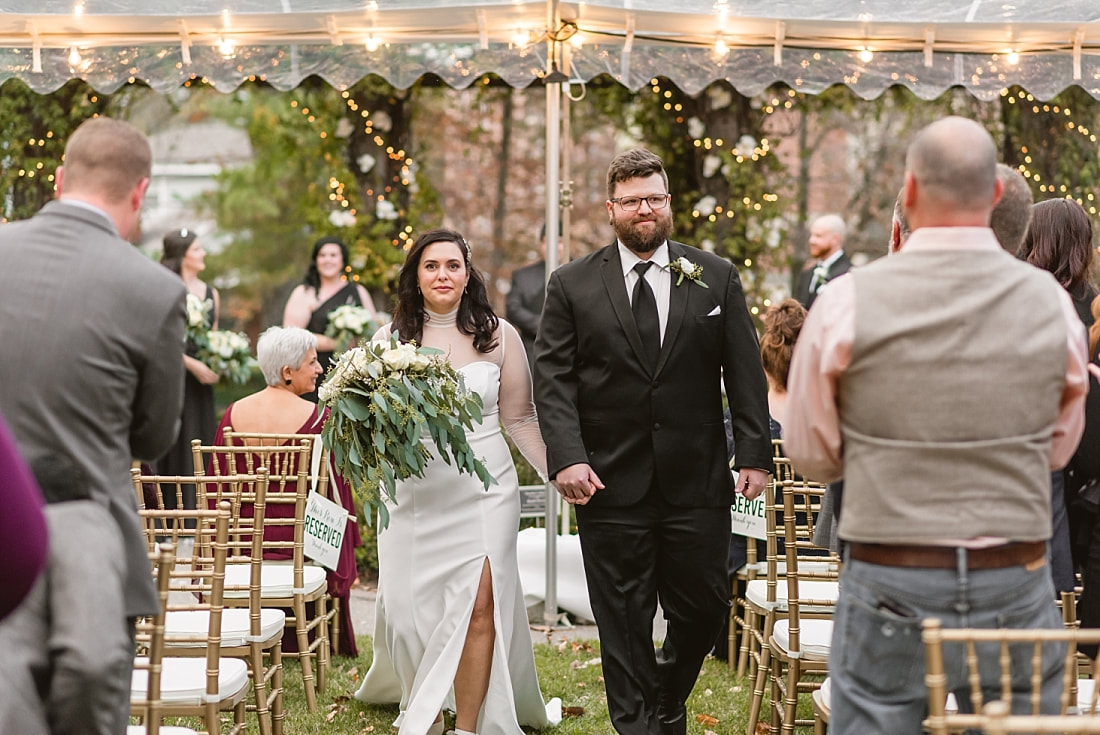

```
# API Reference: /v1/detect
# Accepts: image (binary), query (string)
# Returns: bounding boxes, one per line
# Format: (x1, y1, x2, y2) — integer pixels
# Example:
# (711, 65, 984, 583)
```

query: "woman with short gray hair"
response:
(209, 323, 362, 658)
(256, 326, 319, 387)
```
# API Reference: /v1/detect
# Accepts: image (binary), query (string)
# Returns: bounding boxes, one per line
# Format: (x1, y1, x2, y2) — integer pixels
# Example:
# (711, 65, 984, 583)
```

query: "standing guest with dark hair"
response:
(156, 227, 219, 512)
(355, 229, 560, 735)
(1017, 198, 1096, 594)
(533, 148, 772, 735)
(283, 236, 377, 401)
(786, 117, 1087, 733)
(0, 117, 186, 735)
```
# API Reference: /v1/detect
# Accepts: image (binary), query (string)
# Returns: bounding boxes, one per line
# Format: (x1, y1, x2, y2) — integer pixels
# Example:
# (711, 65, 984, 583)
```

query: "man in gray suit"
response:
(0, 117, 186, 735)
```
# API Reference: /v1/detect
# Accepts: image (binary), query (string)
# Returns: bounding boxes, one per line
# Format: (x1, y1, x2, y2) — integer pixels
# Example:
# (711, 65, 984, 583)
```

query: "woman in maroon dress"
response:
(211, 325, 361, 657)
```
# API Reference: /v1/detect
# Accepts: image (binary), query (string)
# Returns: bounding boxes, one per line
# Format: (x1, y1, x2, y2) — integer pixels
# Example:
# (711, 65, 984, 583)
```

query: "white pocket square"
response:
(707, 305, 721, 316)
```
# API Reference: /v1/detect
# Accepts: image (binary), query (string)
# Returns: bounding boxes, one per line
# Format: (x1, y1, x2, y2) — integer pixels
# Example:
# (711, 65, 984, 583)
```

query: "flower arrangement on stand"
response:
(319, 335, 493, 527)
(324, 303, 378, 352)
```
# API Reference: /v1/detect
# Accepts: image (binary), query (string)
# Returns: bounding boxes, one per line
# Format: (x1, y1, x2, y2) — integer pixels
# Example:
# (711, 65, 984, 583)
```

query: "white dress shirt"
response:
(618, 241, 671, 343)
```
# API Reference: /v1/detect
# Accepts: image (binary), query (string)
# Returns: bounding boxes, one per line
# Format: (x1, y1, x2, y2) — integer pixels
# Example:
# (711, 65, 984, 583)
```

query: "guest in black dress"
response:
(282, 236, 377, 402)
(156, 228, 219, 514)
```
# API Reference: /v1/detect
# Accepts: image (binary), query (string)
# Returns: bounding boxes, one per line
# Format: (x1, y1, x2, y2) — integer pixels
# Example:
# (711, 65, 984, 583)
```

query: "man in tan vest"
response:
(785, 116, 1088, 734)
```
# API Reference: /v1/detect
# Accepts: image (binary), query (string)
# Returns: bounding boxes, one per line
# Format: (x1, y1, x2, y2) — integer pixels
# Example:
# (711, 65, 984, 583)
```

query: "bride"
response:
(354, 228, 561, 735)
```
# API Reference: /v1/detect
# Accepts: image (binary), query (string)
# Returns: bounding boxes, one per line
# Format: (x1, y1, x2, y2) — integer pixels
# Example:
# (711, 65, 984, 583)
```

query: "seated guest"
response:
(210, 325, 361, 657)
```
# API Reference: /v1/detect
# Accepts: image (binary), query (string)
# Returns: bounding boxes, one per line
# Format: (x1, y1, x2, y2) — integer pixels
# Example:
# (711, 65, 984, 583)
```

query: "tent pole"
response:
(543, 0, 563, 629)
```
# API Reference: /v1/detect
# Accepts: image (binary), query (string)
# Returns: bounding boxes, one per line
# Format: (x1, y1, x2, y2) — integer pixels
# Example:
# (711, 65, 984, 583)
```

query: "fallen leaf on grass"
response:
(695, 714, 719, 726)
(562, 706, 586, 718)
(756, 722, 772, 734)
(569, 657, 602, 670)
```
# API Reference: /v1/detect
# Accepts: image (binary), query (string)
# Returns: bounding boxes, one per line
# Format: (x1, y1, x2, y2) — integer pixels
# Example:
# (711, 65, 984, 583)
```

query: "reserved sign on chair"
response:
(304, 491, 348, 571)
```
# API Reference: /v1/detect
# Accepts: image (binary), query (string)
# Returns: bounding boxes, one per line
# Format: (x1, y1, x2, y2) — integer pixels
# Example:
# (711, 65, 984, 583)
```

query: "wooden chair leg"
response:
(330, 597, 342, 658)
(294, 599, 318, 712)
(271, 643, 284, 735)
(250, 641, 272, 735)
(746, 629, 773, 735)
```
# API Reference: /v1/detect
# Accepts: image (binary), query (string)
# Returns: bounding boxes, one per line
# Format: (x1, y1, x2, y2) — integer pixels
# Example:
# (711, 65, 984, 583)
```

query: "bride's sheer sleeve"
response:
(497, 320, 548, 481)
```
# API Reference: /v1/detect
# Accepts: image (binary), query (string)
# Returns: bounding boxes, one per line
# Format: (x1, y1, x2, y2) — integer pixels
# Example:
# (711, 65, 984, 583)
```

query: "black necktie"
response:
(632, 261, 660, 368)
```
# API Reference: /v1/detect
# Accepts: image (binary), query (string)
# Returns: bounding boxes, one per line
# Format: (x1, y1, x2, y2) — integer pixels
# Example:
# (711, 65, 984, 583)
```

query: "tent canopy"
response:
(3, 1, 1100, 99)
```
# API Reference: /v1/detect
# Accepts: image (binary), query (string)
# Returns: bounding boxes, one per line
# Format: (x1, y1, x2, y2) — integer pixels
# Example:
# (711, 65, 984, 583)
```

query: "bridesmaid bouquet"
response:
(185, 293, 212, 343)
(318, 334, 493, 526)
(324, 304, 377, 352)
(195, 329, 257, 385)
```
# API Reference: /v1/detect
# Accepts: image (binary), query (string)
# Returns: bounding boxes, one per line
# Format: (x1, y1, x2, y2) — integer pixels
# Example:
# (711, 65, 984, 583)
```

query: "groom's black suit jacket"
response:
(533, 241, 772, 508)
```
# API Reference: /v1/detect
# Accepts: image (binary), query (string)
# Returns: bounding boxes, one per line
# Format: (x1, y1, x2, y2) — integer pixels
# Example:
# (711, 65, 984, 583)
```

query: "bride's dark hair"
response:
(392, 228, 499, 353)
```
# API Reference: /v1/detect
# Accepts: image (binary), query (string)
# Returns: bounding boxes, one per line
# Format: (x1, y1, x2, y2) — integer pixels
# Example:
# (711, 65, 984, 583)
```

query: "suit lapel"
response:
(600, 244, 651, 370)
(656, 241, 689, 376)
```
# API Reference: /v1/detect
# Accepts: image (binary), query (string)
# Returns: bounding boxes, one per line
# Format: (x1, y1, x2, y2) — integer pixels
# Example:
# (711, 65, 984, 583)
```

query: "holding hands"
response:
(553, 463, 605, 505)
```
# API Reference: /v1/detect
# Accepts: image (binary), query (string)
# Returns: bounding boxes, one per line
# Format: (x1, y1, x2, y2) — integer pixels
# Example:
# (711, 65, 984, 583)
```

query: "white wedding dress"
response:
(355, 309, 561, 735)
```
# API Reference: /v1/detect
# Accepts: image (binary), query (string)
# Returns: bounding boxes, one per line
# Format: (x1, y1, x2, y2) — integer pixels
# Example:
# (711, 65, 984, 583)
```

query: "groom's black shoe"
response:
(655, 702, 686, 735)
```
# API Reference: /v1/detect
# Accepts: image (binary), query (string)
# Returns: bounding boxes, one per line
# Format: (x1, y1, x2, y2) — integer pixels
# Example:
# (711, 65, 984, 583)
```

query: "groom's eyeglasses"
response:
(610, 194, 670, 211)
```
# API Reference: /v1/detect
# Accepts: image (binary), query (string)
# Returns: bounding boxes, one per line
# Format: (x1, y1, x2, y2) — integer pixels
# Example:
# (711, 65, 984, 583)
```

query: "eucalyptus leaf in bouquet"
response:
(318, 334, 494, 527)
(195, 329, 257, 385)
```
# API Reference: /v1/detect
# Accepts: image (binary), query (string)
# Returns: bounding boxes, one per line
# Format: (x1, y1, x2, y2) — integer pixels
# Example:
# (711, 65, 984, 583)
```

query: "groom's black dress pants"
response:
(575, 483, 730, 735)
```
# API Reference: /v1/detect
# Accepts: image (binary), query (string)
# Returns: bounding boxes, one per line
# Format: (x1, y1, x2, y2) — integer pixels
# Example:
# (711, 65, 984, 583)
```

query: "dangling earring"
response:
(284, 379, 292, 386)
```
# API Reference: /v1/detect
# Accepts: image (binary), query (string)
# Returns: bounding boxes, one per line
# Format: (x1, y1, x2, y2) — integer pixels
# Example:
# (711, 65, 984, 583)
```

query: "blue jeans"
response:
(830, 555, 1064, 735)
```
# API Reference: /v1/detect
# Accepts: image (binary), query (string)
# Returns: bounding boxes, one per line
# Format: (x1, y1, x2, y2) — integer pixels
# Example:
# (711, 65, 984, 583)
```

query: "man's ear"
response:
(890, 220, 902, 254)
(54, 165, 65, 196)
(131, 176, 151, 212)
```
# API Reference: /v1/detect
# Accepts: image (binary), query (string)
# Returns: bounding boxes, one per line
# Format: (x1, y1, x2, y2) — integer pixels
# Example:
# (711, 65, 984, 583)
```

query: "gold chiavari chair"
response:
(922, 617, 1100, 735)
(132, 502, 249, 735)
(193, 436, 332, 713)
(766, 473, 838, 734)
(129, 544, 199, 735)
(731, 439, 788, 677)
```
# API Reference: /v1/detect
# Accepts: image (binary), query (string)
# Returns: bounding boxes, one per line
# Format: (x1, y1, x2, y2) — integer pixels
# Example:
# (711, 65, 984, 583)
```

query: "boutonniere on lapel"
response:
(667, 256, 708, 288)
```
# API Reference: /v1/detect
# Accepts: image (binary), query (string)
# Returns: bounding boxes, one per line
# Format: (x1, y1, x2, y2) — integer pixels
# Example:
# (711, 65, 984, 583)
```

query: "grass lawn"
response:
(151, 635, 817, 734)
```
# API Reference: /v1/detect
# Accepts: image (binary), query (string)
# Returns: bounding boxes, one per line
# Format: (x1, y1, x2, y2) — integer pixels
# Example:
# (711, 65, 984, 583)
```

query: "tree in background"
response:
(0, 79, 149, 223)
(589, 77, 787, 321)
(196, 75, 439, 327)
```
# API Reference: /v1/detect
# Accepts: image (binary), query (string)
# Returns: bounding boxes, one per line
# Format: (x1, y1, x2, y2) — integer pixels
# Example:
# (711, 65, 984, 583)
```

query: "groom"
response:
(533, 148, 772, 735)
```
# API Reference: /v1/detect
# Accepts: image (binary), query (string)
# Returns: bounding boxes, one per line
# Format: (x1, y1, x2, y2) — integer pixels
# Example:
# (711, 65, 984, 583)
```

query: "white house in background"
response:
(140, 119, 252, 256)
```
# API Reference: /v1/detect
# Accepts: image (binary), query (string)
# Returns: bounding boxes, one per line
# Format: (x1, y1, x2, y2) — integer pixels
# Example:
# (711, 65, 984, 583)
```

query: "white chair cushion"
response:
(165, 608, 286, 647)
(131, 656, 249, 705)
(745, 579, 839, 612)
(772, 618, 833, 660)
(127, 727, 198, 735)
(820, 676, 831, 709)
(223, 562, 327, 599)
(1077, 678, 1098, 714)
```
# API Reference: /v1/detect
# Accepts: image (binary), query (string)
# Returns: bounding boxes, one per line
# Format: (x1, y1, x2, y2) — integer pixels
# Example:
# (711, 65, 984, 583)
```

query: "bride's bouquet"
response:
(318, 334, 493, 526)
(324, 304, 377, 352)
(195, 329, 257, 385)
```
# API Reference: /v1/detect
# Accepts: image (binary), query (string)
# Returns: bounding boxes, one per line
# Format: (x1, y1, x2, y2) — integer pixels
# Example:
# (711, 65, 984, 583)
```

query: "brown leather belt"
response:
(847, 541, 1046, 570)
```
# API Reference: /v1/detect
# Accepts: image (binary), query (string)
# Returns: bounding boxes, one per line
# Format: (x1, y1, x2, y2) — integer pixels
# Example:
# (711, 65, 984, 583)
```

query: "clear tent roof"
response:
(2, 1, 1100, 99)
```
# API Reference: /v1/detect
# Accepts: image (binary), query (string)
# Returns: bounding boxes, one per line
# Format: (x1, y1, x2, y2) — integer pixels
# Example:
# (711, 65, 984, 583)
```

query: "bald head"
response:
(808, 214, 846, 260)
(991, 163, 1034, 252)
(904, 117, 1000, 229)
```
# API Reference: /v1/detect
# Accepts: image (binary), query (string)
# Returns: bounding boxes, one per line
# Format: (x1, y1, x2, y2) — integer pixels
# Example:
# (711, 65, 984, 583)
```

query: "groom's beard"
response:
(612, 211, 673, 254)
